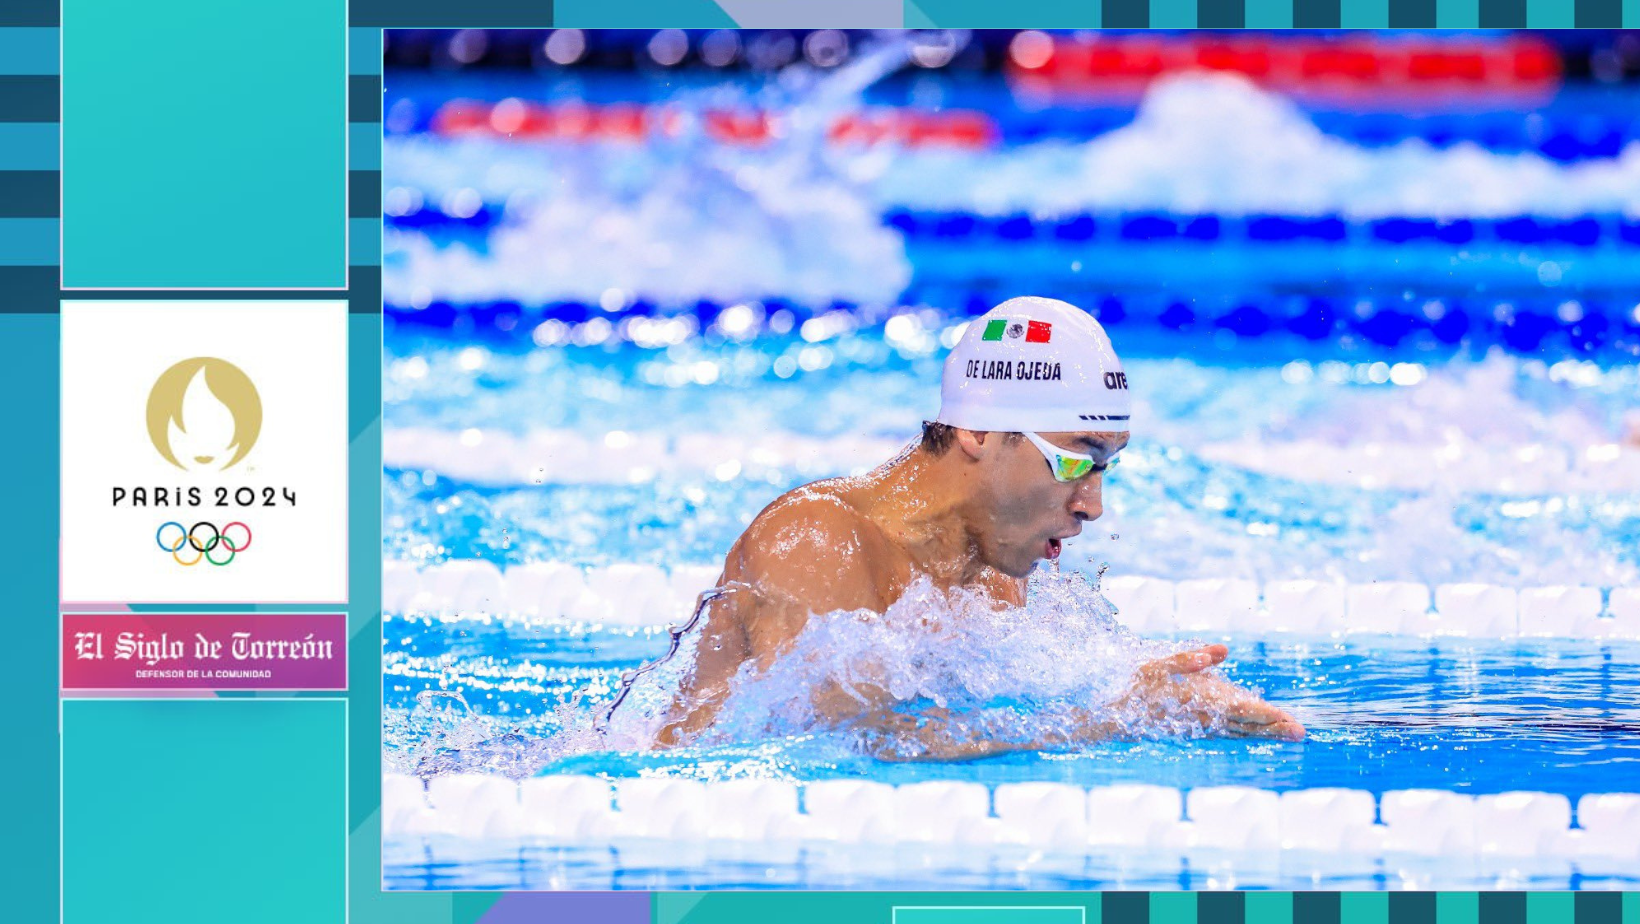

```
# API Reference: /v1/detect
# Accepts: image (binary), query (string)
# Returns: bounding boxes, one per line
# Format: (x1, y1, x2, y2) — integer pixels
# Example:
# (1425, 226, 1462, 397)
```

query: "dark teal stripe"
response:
(1295, 0, 1343, 25)
(1389, 894, 1436, 924)
(1575, 0, 1622, 23)
(1573, 893, 1621, 924)
(0, 27, 57, 75)
(0, 266, 55, 312)
(1480, 895, 1527, 924)
(351, 0, 552, 26)
(1104, 892, 1149, 924)
(0, 5, 58, 26)
(350, 170, 380, 217)
(349, 265, 381, 314)
(1200, 0, 1247, 24)
(0, 171, 54, 217)
(10, 281, 367, 313)
(1390, 0, 1437, 22)
(350, 74, 380, 122)
(1200, 893, 1245, 924)
(1479, 0, 1528, 23)
(1103, 0, 1151, 25)
(1293, 893, 1340, 924)
(0, 75, 57, 122)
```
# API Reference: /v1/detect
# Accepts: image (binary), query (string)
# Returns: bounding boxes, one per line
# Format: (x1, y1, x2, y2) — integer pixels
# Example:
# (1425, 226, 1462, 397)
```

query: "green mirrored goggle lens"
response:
(1054, 455, 1096, 482)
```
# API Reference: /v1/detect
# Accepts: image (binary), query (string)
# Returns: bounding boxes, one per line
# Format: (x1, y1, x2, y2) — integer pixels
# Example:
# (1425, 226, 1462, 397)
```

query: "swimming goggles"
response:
(1022, 431, 1112, 483)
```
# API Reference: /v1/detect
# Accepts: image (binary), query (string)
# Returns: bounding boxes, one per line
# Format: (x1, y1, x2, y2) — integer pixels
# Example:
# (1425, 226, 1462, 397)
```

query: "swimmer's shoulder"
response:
(723, 480, 890, 611)
(736, 479, 879, 561)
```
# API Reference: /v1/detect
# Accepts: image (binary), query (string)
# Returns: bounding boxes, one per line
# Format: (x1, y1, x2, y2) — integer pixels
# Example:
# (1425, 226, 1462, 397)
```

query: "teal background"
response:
(59, 0, 346, 288)
(896, 908, 1089, 924)
(62, 699, 347, 924)
(5, 1, 1637, 922)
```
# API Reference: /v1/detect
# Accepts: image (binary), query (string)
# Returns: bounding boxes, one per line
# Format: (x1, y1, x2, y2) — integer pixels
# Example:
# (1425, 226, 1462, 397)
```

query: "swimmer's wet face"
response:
(958, 427, 1128, 578)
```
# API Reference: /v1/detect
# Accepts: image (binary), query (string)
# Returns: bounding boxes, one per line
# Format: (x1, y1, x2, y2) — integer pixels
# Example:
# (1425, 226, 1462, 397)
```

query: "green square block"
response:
(1246, 894, 1294, 924)
(1150, 0, 1198, 26)
(1437, 0, 1482, 26)
(61, 0, 346, 288)
(553, 0, 735, 27)
(63, 699, 346, 924)
(1525, 894, 1573, 924)
(1246, 0, 1297, 26)
(895, 908, 1088, 924)
(1342, 0, 1392, 24)
(1341, 893, 1388, 924)
(1527, 0, 1576, 23)
(1151, 893, 1198, 924)
(1437, 893, 1479, 924)
(905, 0, 1101, 26)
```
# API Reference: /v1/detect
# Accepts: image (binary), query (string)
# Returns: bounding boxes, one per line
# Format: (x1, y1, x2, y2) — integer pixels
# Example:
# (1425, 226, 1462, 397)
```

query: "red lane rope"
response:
(1008, 34, 1561, 98)
(432, 99, 999, 149)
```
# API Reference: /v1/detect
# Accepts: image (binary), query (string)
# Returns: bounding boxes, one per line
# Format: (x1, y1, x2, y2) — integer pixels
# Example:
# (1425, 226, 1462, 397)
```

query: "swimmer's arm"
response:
(856, 647, 1303, 761)
(856, 704, 1120, 763)
(654, 497, 881, 747)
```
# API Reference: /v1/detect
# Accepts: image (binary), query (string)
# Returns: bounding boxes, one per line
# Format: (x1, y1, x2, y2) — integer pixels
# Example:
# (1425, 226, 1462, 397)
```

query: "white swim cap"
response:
(935, 296, 1130, 433)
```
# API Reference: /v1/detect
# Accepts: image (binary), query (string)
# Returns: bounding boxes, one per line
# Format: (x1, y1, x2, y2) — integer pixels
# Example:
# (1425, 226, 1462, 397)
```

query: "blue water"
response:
(386, 615, 1640, 795)
(381, 34, 1640, 890)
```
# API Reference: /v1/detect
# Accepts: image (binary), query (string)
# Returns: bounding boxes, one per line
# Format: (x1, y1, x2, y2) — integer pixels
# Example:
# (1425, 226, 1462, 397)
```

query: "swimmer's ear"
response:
(952, 427, 997, 461)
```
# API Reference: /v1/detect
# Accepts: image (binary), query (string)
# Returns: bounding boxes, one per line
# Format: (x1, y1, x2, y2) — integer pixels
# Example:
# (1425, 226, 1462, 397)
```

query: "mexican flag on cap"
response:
(981, 318, 1052, 343)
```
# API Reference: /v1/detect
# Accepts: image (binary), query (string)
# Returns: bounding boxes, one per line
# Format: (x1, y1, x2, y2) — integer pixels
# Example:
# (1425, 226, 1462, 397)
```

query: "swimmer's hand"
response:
(1123, 644, 1306, 741)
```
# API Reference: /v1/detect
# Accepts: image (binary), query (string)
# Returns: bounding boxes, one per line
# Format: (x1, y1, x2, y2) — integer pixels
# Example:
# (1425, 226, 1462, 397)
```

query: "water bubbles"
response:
(446, 29, 488, 66)
(746, 31, 797, 70)
(1009, 31, 1054, 70)
(542, 29, 585, 66)
(1280, 360, 1313, 385)
(909, 31, 962, 69)
(699, 31, 740, 68)
(803, 30, 849, 69)
(457, 346, 487, 371)
(646, 30, 688, 68)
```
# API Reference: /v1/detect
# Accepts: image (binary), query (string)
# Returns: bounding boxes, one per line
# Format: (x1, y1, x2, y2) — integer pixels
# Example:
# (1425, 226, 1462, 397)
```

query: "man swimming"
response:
(654, 296, 1305, 759)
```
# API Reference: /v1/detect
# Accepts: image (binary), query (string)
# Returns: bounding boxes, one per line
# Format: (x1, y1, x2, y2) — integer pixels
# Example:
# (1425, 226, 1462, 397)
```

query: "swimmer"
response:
(655, 297, 1305, 759)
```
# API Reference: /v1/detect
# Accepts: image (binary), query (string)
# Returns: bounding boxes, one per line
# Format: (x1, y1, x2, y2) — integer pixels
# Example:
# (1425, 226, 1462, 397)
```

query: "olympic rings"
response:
(155, 520, 252, 566)
(188, 521, 220, 552)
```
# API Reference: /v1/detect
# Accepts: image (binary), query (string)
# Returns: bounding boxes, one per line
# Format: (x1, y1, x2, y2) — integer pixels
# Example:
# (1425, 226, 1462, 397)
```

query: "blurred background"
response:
(383, 28, 1640, 594)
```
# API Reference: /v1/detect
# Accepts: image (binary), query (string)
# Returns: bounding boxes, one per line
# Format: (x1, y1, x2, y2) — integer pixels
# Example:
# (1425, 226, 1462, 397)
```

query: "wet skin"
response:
(655, 428, 1306, 759)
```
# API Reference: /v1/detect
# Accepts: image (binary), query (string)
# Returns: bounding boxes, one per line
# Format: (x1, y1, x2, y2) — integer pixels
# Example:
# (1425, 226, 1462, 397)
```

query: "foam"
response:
(384, 558, 1640, 640)
(382, 772, 1640, 864)
(875, 72, 1640, 221)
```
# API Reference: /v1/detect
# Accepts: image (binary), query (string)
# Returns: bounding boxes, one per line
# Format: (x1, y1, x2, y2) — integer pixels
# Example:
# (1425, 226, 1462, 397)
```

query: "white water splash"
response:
(604, 567, 1251, 760)
(387, 566, 1276, 777)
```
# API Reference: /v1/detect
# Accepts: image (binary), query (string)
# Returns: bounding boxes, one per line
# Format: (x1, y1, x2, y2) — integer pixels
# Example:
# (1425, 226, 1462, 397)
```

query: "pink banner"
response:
(62, 613, 347, 691)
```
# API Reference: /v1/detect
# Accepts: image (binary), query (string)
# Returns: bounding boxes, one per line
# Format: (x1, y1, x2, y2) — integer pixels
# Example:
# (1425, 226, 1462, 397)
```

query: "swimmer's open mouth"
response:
(1046, 537, 1062, 560)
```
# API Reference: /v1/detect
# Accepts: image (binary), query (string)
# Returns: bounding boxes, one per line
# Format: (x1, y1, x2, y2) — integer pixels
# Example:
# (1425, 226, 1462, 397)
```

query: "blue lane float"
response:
(384, 292, 1640, 360)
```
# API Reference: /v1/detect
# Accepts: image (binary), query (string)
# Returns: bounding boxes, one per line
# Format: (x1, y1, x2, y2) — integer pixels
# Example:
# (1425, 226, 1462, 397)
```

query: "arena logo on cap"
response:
(981, 318, 1052, 343)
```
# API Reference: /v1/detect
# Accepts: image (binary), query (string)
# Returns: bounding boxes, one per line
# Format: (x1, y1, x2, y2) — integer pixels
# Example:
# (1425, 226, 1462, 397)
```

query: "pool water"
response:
(381, 32, 1640, 890)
